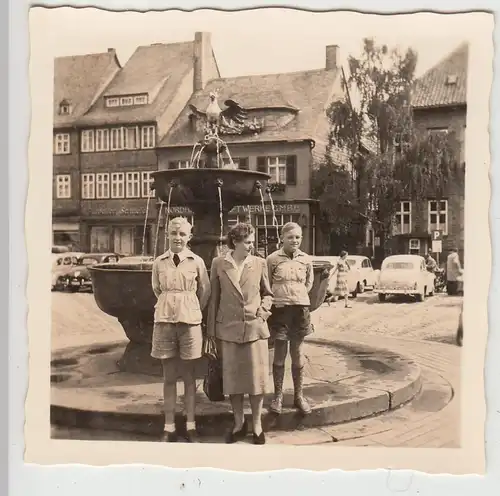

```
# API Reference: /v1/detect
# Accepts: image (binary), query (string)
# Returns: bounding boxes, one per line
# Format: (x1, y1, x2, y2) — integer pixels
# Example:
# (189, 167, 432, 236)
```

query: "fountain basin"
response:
(89, 260, 332, 348)
(152, 168, 271, 210)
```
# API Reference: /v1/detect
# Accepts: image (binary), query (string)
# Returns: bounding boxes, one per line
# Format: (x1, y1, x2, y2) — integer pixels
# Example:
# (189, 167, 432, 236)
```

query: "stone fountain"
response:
(89, 98, 333, 377)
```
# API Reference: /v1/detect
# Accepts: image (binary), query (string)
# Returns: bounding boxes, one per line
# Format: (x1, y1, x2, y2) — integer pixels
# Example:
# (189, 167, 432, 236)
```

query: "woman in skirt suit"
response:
(207, 223, 273, 445)
(332, 250, 352, 308)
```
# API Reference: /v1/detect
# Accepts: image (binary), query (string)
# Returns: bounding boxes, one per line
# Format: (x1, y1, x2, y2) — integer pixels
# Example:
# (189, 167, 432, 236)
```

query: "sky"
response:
(36, 8, 474, 78)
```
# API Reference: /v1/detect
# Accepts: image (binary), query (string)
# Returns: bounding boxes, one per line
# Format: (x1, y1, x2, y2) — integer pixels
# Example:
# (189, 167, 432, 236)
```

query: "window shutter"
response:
(239, 157, 249, 170)
(168, 161, 177, 170)
(256, 156, 267, 173)
(286, 155, 297, 185)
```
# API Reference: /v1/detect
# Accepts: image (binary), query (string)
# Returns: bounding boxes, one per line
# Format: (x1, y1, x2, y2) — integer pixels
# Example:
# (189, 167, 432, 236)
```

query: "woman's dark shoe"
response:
(160, 431, 178, 442)
(225, 419, 248, 444)
(252, 431, 266, 445)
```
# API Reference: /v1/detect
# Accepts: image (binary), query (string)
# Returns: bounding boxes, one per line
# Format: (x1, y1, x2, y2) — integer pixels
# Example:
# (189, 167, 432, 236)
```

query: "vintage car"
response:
(346, 255, 379, 291)
(311, 256, 365, 298)
(59, 253, 120, 292)
(375, 254, 435, 302)
(51, 252, 85, 290)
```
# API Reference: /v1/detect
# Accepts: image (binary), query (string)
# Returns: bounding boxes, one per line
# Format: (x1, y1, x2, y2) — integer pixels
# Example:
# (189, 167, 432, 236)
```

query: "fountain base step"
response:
(51, 339, 422, 437)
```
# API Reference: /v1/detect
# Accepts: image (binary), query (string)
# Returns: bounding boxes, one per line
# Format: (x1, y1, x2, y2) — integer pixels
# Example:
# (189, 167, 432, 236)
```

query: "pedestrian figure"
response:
(207, 223, 273, 445)
(266, 222, 314, 416)
(424, 251, 438, 273)
(331, 250, 352, 308)
(151, 217, 211, 443)
(446, 248, 463, 295)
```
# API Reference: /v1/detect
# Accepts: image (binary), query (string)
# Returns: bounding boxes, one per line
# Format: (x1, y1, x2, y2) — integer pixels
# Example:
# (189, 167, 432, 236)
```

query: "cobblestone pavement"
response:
(52, 290, 463, 351)
(51, 290, 463, 447)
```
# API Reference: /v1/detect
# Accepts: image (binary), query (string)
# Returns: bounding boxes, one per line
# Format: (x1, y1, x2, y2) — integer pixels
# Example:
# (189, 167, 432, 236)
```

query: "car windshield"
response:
(78, 258, 99, 266)
(384, 262, 415, 270)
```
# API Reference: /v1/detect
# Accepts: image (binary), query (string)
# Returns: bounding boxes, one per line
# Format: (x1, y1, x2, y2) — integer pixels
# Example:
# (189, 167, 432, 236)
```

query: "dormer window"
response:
(105, 94, 148, 108)
(446, 74, 458, 85)
(59, 100, 71, 115)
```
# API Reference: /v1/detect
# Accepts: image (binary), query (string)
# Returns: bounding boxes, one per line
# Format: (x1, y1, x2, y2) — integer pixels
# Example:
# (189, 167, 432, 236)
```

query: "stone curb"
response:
(51, 339, 422, 438)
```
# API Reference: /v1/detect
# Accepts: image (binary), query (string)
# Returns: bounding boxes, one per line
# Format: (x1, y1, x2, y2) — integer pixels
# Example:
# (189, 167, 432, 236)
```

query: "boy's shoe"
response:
(183, 429, 198, 443)
(161, 431, 179, 442)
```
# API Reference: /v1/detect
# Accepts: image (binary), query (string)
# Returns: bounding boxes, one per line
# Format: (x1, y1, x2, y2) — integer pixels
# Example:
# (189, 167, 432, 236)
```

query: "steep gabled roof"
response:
(53, 51, 120, 128)
(76, 42, 195, 126)
(412, 42, 468, 109)
(159, 68, 341, 147)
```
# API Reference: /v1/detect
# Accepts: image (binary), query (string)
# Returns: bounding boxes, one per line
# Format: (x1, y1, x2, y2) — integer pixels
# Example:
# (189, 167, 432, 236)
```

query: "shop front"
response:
(52, 220, 81, 251)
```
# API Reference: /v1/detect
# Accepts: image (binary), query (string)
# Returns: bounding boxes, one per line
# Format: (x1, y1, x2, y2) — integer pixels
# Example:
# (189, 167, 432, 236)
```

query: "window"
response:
(110, 128, 124, 150)
(81, 174, 95, 199)
(106, 98, 119, 108)
(54, 133, 70, 154)
(134, 95, 148, 105)
(96, 129, 110, 151)
(141, 126, 155, 149)
(409, 238, 420, 255)
(126, 172, 141, 198)
(227, 215, 245, 227)
(428, 200, 448, 235)
(177, 160, 191, 169)
(394, 201, 411, 235)
(111, 172, 125, 198)
(255, 213, 300, 255)
(96, 173, 110, 199)
(120, 96, 134, 106)
(59, 103, 71, 115)
(81, 130, 95, 152)
(427, 127, 449, 136)
(56, 174, 71, 199)
(267, 156, 287, 184)
(124, 127, 139, 149)
(141, 171, 155, 197)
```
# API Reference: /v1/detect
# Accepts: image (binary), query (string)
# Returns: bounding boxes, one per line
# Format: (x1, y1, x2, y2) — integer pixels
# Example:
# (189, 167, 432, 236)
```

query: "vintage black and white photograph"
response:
(25, 7, 491, 473)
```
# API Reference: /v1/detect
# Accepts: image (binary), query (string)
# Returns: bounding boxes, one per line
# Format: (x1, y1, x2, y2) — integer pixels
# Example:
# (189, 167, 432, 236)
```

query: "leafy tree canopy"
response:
(313, 38, 463, 236)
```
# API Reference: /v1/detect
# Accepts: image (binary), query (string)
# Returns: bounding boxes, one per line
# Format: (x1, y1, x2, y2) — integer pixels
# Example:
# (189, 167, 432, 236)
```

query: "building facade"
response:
(389, 43, 467, 263)
(157, 43, 346, 255)
(52, 32, 220, 255)
(52, 49, 121, 249)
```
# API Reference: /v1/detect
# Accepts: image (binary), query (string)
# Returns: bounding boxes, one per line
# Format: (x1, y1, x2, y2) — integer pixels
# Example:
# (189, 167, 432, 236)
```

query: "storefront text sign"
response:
(167, 204, 302, 215)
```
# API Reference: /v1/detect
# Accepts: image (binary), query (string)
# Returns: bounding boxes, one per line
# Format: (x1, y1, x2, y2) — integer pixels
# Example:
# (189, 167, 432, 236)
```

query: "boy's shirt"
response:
(266, 248, 313, 307)
(152, 249, 211, 325)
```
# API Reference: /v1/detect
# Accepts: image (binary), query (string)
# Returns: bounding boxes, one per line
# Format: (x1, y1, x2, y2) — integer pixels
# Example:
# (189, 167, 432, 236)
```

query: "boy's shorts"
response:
(268, 305, 313, 342)
(151, 322, 203, 360)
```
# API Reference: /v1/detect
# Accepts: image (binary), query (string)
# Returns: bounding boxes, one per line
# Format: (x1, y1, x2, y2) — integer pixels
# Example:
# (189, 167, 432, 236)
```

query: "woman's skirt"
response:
(334, 273, 349, 297)
(219, 338, 270, 395)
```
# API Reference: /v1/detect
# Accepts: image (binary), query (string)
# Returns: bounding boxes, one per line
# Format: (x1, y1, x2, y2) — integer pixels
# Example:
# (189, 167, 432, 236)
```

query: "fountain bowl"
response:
(152, 168, 271, 209)
(89, 260, 333, 348)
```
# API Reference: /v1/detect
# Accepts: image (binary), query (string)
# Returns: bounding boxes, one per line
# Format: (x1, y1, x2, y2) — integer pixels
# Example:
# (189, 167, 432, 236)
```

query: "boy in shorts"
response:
(151, 217, 210, 442)
(266, 222, 314, 416)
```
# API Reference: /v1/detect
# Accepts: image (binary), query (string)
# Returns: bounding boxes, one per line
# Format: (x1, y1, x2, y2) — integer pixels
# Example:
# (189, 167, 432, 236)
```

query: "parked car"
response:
(117, 255, 154, 264)
(346, 255, 378, 291)
(375, 254, 435, 302)
(51, 252, 85, 290)
(59, 253, 120, 292)
(311, 256, 365, 298)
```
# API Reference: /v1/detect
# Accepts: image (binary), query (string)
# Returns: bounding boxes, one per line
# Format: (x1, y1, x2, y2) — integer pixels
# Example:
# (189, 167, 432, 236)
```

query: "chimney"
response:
(325, 45, 339, 70)
(193, 32, 212, 92)
(107, 48, 116, 53)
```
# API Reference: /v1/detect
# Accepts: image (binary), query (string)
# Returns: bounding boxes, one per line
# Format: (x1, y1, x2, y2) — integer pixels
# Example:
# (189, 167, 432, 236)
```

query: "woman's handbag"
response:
(202, 336, 225, 402)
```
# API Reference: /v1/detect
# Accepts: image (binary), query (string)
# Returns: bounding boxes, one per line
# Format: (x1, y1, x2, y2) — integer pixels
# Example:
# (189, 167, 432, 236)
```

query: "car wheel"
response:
(416, 288, 426, 302)
(357, 281, 365, 294)
(378, 293, 386, 302)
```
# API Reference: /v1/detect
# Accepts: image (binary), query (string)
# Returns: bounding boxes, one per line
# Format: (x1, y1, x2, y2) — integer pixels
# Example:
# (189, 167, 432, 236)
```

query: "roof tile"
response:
(412, 42, 468, 109)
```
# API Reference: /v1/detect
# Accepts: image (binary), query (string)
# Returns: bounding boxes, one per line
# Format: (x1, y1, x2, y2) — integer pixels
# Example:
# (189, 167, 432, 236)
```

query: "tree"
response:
(312, 38, 463, 254)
